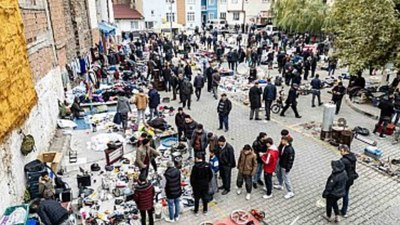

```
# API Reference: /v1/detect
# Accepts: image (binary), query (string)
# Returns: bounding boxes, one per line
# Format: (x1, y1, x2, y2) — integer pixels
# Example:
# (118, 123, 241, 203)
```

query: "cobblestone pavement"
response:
(158, 67, 400, 225)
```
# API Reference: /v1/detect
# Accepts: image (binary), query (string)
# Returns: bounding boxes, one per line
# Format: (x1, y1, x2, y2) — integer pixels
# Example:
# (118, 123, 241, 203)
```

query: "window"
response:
(131, 21, 138, 29)
(145, 22, 154, 29)
(188, 0, 195, 4)
(151, 10, 154, 16)
(209, 12, 215, 20)
(209, 0, 215, 5)
(220, 0, 227, 4)
(233, 12, 240, 21)
(220, 12, 226, 19)
(187, 12, 195, 22)
(232, 0, 238, 3)
(166, 13, 175, 22)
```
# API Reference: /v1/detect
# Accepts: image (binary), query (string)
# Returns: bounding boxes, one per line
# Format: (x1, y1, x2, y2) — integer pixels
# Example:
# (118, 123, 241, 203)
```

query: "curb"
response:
(344, 96, 379, 120)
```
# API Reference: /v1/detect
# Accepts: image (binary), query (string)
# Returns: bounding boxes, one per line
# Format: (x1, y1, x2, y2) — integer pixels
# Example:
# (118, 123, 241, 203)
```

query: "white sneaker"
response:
(175, 216, 180, 221)
(273, 185, 283, 190)
(165, 218, 174, 223)
(237, 189, 242, 195)
(246, 194, 251, 200)
(262, 187, 267, 192)
(284, 192, 295, 199)
(263, 194, 273, 199)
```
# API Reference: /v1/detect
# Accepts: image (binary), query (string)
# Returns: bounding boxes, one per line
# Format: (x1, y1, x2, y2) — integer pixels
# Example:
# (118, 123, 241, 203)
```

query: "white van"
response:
(264, 25, 279, 36)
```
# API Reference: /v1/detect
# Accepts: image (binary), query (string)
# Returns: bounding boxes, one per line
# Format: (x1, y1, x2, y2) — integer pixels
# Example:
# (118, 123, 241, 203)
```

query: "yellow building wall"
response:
(0, 0, 37, 141)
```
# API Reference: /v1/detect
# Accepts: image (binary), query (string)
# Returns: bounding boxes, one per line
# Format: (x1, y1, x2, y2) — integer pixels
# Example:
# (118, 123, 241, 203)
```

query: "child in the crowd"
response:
(209, 150, 220, 198)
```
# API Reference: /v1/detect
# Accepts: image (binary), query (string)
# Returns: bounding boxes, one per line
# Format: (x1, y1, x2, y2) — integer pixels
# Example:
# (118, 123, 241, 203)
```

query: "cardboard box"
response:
(38, 151, 63, 172)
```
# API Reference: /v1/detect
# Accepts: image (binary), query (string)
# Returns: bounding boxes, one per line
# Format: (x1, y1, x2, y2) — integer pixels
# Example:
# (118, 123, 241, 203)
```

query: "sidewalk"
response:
(344, 96, 380, 120)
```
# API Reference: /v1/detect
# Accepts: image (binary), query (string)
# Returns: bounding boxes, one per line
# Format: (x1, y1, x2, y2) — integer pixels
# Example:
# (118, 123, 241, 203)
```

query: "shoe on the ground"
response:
(257, 180, 264, 186)
(263, 194, 273, 199)
(263, 187, 267, 192)
(217, 128, 223, 130)
(284, 192, 295, 199)
(319, 102, 324, 106)
(322, 215, 332, 222)
(237, 189, 242, 195)
(273, 185, 283, 190)
(255, 118, 262, 120)
(340, 212, 348, 218)
(265, 117, 270, 121)
(221, 190, 230, 195)
(246, 194, 251, 200)
(280, 114, 285, 117)
(224, 129, 229, 132)
(312, 105, 316, 107)
(165, 218, 174, 223)
(253, 183, 257, 189)
(249, 118, 253, 120)
(334, 215, 340, 223)
(175, 216, 180, 221)
(379, 134, 386, 138)
(295, 115, 302, 118)
(194, 212, 199, 217)
(218, 186, 224, 190)
(203, 211, 208, 215)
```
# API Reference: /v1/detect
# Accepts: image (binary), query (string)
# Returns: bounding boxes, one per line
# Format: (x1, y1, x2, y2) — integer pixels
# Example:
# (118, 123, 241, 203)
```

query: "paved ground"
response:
(157, 66, 400, 225)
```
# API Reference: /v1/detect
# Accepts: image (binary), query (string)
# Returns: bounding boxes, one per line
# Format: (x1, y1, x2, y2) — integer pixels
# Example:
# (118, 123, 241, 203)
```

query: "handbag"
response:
(113, 112, 122, 125)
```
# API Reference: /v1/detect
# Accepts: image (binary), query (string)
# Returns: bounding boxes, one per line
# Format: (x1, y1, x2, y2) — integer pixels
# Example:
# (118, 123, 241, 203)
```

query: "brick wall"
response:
(48, 0, 68, 67)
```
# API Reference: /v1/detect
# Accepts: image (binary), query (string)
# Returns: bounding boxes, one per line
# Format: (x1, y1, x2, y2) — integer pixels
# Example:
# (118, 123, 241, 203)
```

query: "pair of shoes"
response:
(263, 194, 272, 199)
(165, 218, 174, 223)
(255, 118, 262, 120)
(253, 183, 257, 189)
(221, 190, 230, 195)
(295, 115, 302, 118)
(284, 192, 295, 199)
(257, 180, 264, 186)
(246, 193, 251, 200)
(312, 105, 316, 107)
(273, 185, 283, 190)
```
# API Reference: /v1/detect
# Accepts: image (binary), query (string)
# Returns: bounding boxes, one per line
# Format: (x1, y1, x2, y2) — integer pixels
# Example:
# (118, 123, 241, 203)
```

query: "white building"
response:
(185, 0, 202, 29)
(113, 3, 145, 39)
(96, 0, 115, 23)
(218, 0, 228, 22)
(226, 0, 245, 25)
(243, 0, 273, 24)
(142, 0, 177, 29)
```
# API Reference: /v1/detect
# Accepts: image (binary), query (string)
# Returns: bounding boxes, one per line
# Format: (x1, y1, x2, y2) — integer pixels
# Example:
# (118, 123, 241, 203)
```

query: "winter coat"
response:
(249, 86, 262, 108)
(194, 75, 205, 88)
(332, 85, 346, 101)
(341, 153, 358, 189)
(190, 131, 208, 152)
(216, 143, 236, 168)
(190, 162, 213, 198)
(37, 200, 69, 225)
(285, 88, 298, 105)
(164, 167, 182, 199)
(133, 93, 148, 110)
(148, 89, 160, 109)
(175, 112, 187, 129)
(252, 139, 267, 163)
(38, 178, 55, 199)
(116, 96, 132, 114)
(310, 78, 322, 90)
(279, 144, 295, 172)
(261, 145, 279, 174)
(323, 160, 348, 199)
(135, 145, 160, 169)
(181, 80, 194, 96)
(263, 83, 277, 101)
(133, 182, 155, 211)
(378, 99, 394, 120)
(184, 120, 198, 139)
(237, 150, 257, 176)
(217, 99, 232, 116)
(212, 72, 221, 87)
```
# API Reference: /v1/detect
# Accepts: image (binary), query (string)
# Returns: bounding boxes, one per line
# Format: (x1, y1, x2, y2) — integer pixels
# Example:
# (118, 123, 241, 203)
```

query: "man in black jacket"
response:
(215, 136, 236, 195)
(217, 93, 232, 132)
(184, 115, 198, 160)
(373, 97, 394, 138)
(206, 65, 214, 92)
(31, 199, 69, 225)
(249, 81, 262, 120)
(181, 78, 194, 110)
(274, 136, 295, 199)
(280, 84, 302, 118)
(175, 107, 187, 141)
(190, 153, 213, 215)
(164, 161, 182, 222)
(193, 73, 205, 101)
(252, 132, 268, 188)
(263, 79, 277, 121)
(339, 145, 358, 218)
(310, 74, 323, 107)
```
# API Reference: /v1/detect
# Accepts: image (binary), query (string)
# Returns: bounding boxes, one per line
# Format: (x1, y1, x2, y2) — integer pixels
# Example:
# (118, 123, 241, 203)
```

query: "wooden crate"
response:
(38, 151, 63, 172)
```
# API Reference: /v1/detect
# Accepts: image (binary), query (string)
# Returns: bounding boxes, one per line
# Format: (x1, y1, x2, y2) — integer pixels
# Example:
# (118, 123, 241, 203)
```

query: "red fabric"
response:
(261, 148, 279, 174)
(133, 184, 155, 211)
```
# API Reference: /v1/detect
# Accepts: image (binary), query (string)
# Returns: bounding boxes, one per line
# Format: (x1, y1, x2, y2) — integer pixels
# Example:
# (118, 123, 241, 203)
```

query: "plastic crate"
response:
(0, 204, 29, 225)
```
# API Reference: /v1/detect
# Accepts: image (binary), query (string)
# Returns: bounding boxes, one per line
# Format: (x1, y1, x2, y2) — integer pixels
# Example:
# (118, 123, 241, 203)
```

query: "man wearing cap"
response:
(163, 161, 182, 222)
(249, 81, 263, 120)
(215, 136, 236, 195)
(217, 93, 232, 132)
(190, 124, 208, 159)
(280, 84, 302, 118)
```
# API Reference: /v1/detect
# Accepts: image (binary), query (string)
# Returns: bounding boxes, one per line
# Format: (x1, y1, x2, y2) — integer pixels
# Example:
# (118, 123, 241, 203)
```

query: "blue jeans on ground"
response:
(253, 163, 263, 183)
(341, 189, 349, 215)
(276, 164, 293, 193)
(167, 198, 180, 220)
(218, 114, 229, 130)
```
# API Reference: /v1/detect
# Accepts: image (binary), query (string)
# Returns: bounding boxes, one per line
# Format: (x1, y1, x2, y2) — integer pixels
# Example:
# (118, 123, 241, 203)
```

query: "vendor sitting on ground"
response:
(30, 199, 69, 225)
(38, 171, 55, 199)
(70, 97, 84, 119)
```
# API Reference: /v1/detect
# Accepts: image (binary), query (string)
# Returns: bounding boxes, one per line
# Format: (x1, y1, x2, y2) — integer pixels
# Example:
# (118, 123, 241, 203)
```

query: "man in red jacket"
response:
(261, 138, 279, 199)
(133, 174, 155, 225)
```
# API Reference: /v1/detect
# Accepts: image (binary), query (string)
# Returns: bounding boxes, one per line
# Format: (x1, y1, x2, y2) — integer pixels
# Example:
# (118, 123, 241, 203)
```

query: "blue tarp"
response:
(98, 22, 116, 36)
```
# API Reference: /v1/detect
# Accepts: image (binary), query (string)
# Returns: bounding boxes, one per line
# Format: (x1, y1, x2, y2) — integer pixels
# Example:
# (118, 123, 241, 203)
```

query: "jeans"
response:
(265, 100, 273, 119)
(312, 89, 321, 106)
(182, 96, 191, 109)
(195, 87, 202, 100)
(264, 173, 273, 195)
(250, 108, 260, 119)
(220, 166, 232, 191)
(120, 112, 128, 131)
(137, 109, 145, 124)
(326, 196, 340, 218)
(276, 164, 293, 192)
(167, 198, 180, 220)
(236, 173, 253, 193)
(149, 108, 158, 120)
(140, 209, 154, 225)
(212, 86, 218, 99)
(341, 189, 349, 215)
(194, 195, 208, 213)
(218, 114, 229, 130)
(253, 163, 263, 183)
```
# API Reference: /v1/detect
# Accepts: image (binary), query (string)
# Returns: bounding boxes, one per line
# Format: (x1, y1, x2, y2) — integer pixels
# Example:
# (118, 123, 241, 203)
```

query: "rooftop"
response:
(113, 4, 144, 20)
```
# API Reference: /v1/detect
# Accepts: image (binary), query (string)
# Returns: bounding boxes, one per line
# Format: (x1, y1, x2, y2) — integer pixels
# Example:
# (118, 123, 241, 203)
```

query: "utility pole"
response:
(170, 0, 175, 39)
(242, 0, 246, 27)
